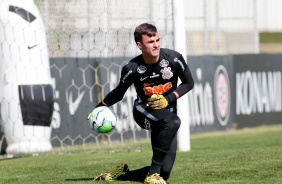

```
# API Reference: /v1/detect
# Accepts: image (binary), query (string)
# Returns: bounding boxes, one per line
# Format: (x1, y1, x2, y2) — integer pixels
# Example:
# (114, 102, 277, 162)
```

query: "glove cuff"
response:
(165, 92, 177, 104)
(95, 101, 106, 108)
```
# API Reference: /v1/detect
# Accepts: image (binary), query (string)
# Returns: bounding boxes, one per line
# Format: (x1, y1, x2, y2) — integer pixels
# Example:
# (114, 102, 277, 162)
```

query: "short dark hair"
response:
(134, 23, 157, 43)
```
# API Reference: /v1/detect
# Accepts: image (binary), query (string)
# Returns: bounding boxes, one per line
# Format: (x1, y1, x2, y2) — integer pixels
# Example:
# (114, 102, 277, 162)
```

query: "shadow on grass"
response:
(65, 178, 93, 181)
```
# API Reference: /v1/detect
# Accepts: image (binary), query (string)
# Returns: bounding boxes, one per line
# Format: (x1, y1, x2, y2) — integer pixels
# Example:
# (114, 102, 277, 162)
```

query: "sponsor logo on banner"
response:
(214, 65, 230, 126)
(68, 90, 85, 115)
(236, 71, 281, 115)
(188, 68, 214, 127)
(189, 66, 231, 128)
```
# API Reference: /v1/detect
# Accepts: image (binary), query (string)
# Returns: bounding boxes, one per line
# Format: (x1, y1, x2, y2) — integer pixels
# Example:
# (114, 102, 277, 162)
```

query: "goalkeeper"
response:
(92, 23, 194, 184)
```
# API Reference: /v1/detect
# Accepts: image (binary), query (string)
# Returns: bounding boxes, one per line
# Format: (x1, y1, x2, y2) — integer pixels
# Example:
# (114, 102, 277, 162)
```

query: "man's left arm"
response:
(172, 55, 194, 100)
(148, 55, 194, 109)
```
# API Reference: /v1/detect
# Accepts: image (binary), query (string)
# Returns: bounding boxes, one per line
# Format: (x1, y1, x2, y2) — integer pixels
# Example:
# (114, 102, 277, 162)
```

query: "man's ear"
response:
(136, 42, 142, 50)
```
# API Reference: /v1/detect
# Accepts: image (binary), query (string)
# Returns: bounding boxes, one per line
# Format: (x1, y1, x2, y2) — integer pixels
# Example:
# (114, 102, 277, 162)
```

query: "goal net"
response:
(0, 0, 258, 154)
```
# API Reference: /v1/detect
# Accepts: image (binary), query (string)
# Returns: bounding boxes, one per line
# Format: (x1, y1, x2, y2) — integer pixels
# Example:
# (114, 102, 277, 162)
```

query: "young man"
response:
(91, 23, 194, 184)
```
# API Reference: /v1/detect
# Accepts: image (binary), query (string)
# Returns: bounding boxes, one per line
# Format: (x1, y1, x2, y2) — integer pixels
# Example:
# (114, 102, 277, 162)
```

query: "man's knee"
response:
(166, 115, 181, 132)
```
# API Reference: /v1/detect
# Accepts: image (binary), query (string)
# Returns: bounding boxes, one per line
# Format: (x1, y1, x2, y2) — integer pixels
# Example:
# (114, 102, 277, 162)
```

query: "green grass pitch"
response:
(1, 125, 282, 183)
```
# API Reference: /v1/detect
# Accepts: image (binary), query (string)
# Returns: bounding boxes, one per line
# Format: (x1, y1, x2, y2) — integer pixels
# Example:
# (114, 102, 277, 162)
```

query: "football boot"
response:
(144, 173, 167, 184)
(93, 163, 129, 181)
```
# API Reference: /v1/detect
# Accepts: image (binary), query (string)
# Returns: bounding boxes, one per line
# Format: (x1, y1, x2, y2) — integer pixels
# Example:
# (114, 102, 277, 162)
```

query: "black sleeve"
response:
(100, 64, 134, 106)
(170, 54, 194, 100)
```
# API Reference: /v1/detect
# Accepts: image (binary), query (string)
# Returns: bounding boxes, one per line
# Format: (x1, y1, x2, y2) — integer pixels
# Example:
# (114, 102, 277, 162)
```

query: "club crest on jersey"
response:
(160, 59, 169, 67)
(161, 67, 173, 80)
(137, 65, 147, 74)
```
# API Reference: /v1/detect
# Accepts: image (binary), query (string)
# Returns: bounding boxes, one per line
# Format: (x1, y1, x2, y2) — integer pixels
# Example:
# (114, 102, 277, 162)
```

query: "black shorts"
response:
(133, 99, 177, 131)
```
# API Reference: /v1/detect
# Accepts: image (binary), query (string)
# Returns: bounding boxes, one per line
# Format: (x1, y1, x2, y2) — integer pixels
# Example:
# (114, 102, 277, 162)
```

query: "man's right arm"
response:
(96, 64, 134, 107)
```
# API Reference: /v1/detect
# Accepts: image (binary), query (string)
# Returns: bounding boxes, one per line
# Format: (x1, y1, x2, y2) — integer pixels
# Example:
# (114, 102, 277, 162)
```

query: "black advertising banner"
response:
(187, 55, 234, 132)
(233, 54, 282, 128)
(1, 54, 282, 152)
(49, 57, 148, 146)
(3, 54, 278, 148)
(49, 55, 236, 144)
(50, 57, 100, 143)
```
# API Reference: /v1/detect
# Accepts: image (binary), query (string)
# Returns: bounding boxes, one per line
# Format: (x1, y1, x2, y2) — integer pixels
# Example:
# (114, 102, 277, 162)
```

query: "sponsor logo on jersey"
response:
(144, 119, 151, 130)
(143, 82, 172, 96)
(137, 65, 147, 74)
(143, 83, 155, 87)
(174, 57, 185, 72)
(161, 67, 173, 80)
(140, 76, 149, 81)
(160, 59, 169, 67)
(121, 70, 132, 83)
(150, 72, 160, 78)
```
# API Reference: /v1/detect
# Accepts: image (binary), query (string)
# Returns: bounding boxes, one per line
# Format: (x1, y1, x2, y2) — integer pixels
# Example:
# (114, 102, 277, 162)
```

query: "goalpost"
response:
(173, 0, 191, 151)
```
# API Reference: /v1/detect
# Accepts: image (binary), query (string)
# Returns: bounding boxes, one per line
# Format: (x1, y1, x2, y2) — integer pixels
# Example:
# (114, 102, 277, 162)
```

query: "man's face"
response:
(137, 33, 160, 58)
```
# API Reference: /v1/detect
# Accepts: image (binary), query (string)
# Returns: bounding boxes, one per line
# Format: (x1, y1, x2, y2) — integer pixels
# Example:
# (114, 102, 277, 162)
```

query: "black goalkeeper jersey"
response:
(102, 48, 194, 109)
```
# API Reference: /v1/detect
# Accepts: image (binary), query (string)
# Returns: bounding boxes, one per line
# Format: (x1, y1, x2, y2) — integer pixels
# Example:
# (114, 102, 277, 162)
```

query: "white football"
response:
(88, 106, 117, 133)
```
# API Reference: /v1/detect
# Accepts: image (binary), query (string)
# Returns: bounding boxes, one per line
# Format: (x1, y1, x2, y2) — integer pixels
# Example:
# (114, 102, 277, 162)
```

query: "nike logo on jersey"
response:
(68, 91, 85, 115)
(140, 76, 149, 81)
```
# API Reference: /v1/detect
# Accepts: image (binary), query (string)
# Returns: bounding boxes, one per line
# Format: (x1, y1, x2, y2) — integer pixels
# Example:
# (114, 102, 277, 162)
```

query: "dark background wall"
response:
(48, 54, 282, 143)
(1, 54, 282, 149)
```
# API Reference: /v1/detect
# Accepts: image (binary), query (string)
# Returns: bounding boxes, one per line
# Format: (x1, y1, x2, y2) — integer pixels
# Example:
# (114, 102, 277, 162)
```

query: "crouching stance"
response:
(91, 23, 194, 184)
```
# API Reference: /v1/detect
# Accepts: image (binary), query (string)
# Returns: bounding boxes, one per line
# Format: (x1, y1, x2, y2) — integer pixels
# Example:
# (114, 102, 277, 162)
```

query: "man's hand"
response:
(147, 94, 168, 109)
(87, 101, 108, 120)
